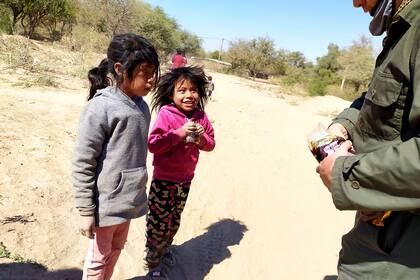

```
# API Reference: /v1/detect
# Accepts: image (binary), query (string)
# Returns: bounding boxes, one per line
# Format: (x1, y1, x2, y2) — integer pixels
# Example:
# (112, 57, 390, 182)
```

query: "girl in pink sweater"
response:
(145, 66, 215, 279)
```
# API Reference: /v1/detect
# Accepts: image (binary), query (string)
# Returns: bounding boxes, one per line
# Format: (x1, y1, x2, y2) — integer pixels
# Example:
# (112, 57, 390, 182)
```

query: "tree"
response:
(102, 0, 132, 36)
(316, 43, 341, 73)
(338, 36, 375, 91)
(20, 0, 50, 38)
(225, 37, 277, 76)
(286, 51, 306, 68)
(1, 0, 25, 34)
(174, 29, 202, 56)
(132, 6, 178, 56)
(269, 49, 288, 75)
(208, 50, 220, 59)
(308, 44, 340, 92)
(42, 0, 76, 40)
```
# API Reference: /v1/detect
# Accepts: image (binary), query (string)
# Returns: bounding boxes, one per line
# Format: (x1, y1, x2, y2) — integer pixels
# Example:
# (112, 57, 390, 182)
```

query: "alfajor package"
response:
(307, 124, 345, 162)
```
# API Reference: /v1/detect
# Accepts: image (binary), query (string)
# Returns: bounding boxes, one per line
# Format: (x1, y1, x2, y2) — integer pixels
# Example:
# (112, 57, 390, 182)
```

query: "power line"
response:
(197, 36, 232, 42)
(196, 36, 232, 58)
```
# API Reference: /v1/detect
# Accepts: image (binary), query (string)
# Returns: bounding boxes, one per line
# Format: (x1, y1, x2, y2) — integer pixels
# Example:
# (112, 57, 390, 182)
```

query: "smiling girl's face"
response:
(171, 78, 199, 115)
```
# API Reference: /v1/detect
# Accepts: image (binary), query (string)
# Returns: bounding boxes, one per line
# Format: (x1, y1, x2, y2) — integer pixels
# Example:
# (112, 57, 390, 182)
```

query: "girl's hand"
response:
(79, 216, 96, 239)
(193, 124, 205, 145)
(194, 123, 204, 136)
(181, 121, 197, 135)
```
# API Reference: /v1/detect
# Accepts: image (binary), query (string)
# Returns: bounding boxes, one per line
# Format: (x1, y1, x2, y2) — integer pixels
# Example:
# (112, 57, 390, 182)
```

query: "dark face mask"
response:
(369, 0, 394, 36)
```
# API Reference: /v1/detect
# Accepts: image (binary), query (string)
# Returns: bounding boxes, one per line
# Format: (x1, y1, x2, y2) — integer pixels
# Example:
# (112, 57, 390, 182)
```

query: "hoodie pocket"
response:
(106, 166, 148, 216)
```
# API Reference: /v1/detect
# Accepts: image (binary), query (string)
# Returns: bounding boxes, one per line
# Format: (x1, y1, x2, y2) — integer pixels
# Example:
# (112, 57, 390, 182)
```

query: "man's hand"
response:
(316, 140, 354, 190)
(327, 123, 348, 140)
(79, 216, 96, 239)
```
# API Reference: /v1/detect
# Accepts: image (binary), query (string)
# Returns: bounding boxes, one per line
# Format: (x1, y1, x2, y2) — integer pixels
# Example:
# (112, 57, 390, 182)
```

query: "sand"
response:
(0, 71, 355, 279)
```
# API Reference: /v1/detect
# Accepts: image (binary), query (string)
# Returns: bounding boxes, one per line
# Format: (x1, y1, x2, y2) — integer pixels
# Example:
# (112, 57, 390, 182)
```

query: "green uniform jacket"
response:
(330, 0, 420, 279)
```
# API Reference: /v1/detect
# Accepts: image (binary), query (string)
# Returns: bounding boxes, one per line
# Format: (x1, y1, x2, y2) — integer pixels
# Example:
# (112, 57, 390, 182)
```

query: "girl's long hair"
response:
(151, 66, 209, 112)
(87, 33, 160, 100)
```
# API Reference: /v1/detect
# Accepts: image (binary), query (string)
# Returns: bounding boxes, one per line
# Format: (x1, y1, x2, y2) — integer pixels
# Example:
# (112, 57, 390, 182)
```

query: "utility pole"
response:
(218, 38, 224, 61)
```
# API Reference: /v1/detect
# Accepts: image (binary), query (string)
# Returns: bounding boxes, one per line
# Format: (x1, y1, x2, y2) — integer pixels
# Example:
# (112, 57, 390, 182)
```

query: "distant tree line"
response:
(0, 0, 203, 57)
(223, 36, 375, 98)
(0, 0, 375, 98)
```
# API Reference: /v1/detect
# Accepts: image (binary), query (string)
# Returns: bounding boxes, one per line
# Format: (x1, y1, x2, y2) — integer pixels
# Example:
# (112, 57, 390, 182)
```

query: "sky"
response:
(143, 0, 384, 62)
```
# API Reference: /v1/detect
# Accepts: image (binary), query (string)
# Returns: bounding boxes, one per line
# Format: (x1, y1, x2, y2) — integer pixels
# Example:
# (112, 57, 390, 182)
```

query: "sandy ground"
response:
(0, 70, 355, 279)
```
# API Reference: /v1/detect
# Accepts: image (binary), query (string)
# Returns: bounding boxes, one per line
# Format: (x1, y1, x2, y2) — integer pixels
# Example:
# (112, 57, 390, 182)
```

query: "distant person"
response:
(316, 0, 420, 279)
(71, 33, 160, 280)
(206, 75, 215, 98)
(171, 48, 187, 69)
(145, 66, 215, 279)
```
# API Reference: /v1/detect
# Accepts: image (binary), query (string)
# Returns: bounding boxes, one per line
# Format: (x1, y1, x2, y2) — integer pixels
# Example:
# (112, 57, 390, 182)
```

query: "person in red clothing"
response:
(144, 66, 215, 279)
(171, 48, 187, 69)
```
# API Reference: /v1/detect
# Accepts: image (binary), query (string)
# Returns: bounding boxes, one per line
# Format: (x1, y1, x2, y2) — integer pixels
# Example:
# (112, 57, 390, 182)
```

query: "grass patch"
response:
(0, 242, 47, 270)
(13, 74, 59, 88)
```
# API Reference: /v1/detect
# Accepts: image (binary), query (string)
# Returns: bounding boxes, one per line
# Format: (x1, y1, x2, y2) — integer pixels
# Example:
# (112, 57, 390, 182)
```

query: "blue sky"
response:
(143, 0, 384, 62)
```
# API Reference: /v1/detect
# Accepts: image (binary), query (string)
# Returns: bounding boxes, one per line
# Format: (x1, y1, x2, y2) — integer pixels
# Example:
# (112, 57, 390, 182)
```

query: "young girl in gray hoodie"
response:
(72, 33, 159, 280)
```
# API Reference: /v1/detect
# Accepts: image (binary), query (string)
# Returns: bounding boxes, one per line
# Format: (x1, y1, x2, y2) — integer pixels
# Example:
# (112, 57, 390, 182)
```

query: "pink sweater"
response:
(148, 104, 215, 182)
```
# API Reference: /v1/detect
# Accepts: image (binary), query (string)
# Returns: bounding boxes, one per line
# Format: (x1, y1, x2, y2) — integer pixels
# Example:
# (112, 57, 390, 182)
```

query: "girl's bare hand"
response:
(181, 121, 197, 135)
(79, 216, 96, 239)
(195, 123, 204, 136)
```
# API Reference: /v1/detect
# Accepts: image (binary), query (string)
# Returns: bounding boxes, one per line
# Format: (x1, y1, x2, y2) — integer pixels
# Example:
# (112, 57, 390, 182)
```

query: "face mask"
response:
(369, 0, 394, 36)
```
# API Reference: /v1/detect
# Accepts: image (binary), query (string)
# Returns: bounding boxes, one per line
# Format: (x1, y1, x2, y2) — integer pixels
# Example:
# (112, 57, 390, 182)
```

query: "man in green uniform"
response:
(317, 0, 420, 279)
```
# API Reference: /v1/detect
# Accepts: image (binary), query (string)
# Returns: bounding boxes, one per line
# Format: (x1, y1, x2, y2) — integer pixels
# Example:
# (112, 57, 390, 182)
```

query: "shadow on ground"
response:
(128, 218, 248, 280)
(0, 262, 82, 280)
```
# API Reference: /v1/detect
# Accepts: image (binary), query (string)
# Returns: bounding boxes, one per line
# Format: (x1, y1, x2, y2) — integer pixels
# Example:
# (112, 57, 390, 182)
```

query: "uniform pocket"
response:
(340, 217, 388, 265)
(377, 211, 412, 255)
(357, 73, 404, 140)
(106, 166, 148, 216)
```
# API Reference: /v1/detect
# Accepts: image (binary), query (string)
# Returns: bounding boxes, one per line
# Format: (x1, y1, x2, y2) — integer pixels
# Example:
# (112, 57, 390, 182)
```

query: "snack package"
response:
(185, 119, 197, 143)
(308, 124, 392, 227)
(307, 124, 345, 162)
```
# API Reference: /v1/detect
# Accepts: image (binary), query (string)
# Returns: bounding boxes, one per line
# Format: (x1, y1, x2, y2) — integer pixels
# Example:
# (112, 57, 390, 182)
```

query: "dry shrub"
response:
(65, 26, 109, 52)
(13, 74, 58, 88)
(326, 84, 360, 101)
(0, 35, 36, 68)
(189, 57, 231, 73)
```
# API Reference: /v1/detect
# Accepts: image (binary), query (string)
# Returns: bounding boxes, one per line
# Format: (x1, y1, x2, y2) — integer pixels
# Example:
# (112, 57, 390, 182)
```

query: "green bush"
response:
(0, 7, 11, 34)
(308, 78, 328, 96)
(283, 66, 306, 86)
(208, 50, 220, 59)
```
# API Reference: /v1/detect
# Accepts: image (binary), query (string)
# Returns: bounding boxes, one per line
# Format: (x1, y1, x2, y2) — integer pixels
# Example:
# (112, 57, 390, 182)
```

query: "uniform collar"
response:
(394, 0, 419, 26)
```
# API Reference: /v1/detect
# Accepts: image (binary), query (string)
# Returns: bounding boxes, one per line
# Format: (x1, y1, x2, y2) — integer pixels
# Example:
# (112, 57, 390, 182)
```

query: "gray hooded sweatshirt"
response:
(72, 86, 150, 227)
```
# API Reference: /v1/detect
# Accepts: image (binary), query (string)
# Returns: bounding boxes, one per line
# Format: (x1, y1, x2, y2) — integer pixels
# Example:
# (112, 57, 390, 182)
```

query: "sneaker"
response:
(146, 266, 169, 280)
(162, 249, 176, 267)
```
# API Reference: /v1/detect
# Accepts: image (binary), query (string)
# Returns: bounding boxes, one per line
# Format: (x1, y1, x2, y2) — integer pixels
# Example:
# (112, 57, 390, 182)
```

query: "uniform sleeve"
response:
(330, 47, 420, 211)
(331, 93, 366, 140)
(148, 110, 187, 154)
(197, 113, 215, 152)
(72, 108, 107, 216)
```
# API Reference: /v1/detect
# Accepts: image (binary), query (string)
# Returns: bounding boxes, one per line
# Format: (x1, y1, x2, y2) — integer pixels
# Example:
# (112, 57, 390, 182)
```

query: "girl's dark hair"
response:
(150, 66, 209, 112)
(87, 33, 160, 100)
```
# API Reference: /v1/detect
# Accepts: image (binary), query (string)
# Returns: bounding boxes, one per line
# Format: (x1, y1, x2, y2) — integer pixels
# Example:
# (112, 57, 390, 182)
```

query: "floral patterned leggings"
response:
(145, 178, 191, 269)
